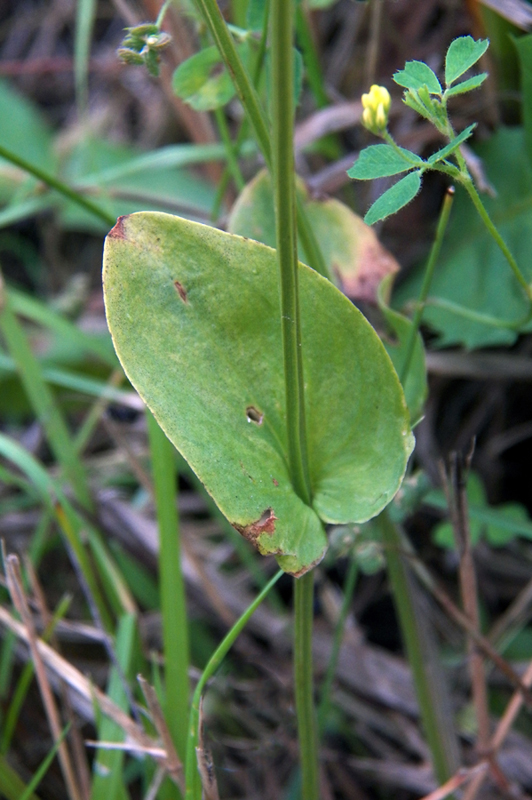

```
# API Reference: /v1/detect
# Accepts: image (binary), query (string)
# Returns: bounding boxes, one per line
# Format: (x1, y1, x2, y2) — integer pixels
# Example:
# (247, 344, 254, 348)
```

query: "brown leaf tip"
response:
(232, 507, 277, 544)
(173, 280, 188, 303)
(108, 215, 129, 240)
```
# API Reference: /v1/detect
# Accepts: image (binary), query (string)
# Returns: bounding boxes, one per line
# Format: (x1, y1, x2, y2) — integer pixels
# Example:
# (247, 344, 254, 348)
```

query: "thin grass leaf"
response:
(0, 287, 92, 509)
(147, 410, 190, 761)
(90, 613, 136, 800)
(0, 350, 134, 408)
(8, 286, 117, 366)
(1, 595, 70, 754)
(0, 197, 52, 229)
(0, 754, 40, 800)
(185, 569, 283, 800)
(74, 0, 97, 114)
(77, 142, 255, 186)
(0, 432, 113, 631)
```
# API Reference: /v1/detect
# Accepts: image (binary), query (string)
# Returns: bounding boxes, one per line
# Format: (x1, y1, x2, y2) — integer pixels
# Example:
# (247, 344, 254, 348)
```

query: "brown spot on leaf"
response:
(173, 280, 187, 303)
(232, 507, 277, 545)
(272, 478, 279, 487)
(108, 215, 129, 240)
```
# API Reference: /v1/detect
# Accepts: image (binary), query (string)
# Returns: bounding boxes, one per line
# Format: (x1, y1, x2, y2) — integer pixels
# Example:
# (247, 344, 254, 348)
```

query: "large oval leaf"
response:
(103, 213, 413, 575)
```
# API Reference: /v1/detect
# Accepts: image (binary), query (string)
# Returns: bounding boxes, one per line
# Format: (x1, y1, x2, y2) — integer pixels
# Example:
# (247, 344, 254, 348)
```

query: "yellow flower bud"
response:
(361, 85, 391, 134)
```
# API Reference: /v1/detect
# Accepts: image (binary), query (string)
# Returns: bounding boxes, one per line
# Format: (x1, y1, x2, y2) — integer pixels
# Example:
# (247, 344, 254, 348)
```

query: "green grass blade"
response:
(19, 724, 71, 800)
(1, 595, 71, 754)
(0, 142, 115, 227)
(185, 569, 283, 799)
(147, 410, 190, 761)
(8, 286, 117, 367)
(0, 754, 40, 800)
(379, 511, 460, 785)
(74, 0, 97, 115)
(0, 432, 113, 631)
(90, 613, 136, 800)
(0, 284, 92, 510)
(317, 557, 358, 734)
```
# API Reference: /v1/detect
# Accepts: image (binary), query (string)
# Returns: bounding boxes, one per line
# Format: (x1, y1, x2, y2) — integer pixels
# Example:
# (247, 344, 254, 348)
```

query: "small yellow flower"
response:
(361, 85, 391, 135)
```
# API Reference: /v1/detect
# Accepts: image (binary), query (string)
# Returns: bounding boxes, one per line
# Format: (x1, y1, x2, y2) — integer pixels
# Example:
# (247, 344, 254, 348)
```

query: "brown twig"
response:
(0, 603, 157, 752)
(137, 674, 184, 792)
(25, 556, 92, 800)
(442, 453, 490, 754)
(418, 763, 489, 800)
(397, 531, 532, 707)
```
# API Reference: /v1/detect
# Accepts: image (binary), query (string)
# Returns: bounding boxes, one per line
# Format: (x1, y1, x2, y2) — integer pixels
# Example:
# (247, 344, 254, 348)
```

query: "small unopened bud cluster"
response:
(117, 23, 172, 77)
(361, 85, 391, 135)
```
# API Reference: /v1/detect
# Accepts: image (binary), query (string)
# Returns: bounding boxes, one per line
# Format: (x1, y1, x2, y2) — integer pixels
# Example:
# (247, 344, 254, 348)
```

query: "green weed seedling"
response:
(349, 36, 532, 344)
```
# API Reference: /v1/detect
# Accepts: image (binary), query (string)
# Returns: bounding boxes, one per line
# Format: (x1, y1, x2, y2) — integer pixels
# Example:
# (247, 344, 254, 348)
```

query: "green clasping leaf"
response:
(103, 213, 413, 576)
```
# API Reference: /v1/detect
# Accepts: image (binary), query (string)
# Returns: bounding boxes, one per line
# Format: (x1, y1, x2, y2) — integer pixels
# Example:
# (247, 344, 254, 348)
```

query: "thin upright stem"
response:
(317, 557, 358, 734)
(192, 0, 329, 279)
(193, 0, 271, 164)
(400, 186, 454, 385)
(379, 511, 459, 786)
(461, 178, 532, 300)
(294, 570, 320, 800)
(271, 0, 311, 505)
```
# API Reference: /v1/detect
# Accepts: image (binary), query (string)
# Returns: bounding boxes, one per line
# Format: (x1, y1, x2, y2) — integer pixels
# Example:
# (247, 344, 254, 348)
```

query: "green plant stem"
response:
(156, 0, 174, 28)
(184, 569, 283, 800)
(425, 296, 531, 329)
(271, 0, 311, 506)
(271, 7, 318, 800)
(0, 284, 93, 511)
(461, 177, 532, 300)
(211, 1, 269, 219)
(379, 511, 458, 786)
(399, 186, 454, 384)
(214, 107, 245, 191)
(294, 570, 320, 800)
(192, 0, 329, 278)
(0, 143, 115, 227)
(194, 0, 271, 161)
(317, 557, 358, 735)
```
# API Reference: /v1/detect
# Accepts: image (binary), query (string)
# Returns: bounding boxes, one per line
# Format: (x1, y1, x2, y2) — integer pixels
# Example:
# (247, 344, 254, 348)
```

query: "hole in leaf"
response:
(246, 406, 263, 425)
(174, 280, 187, 302)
